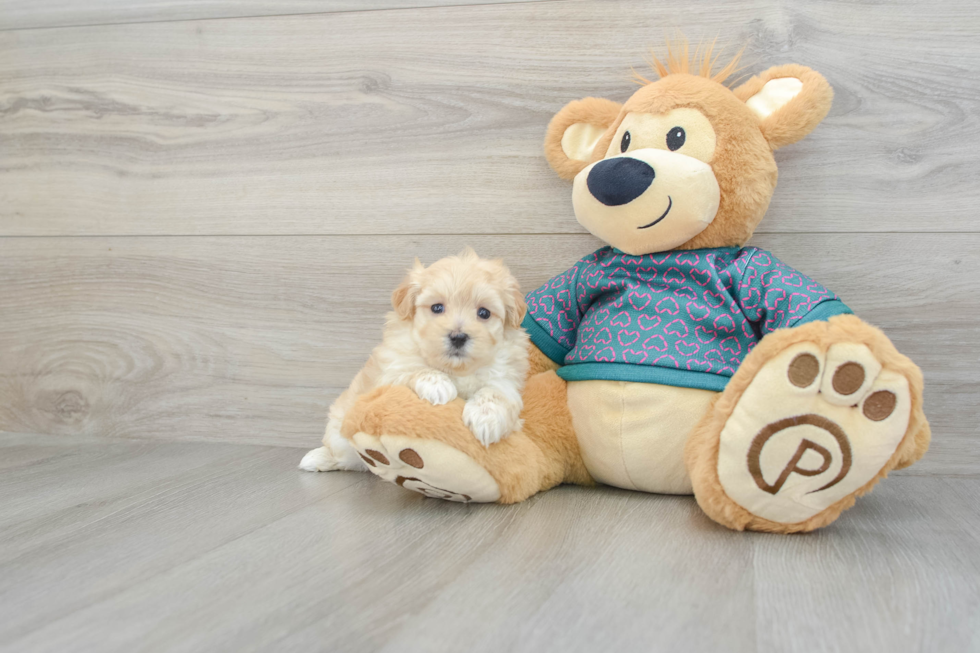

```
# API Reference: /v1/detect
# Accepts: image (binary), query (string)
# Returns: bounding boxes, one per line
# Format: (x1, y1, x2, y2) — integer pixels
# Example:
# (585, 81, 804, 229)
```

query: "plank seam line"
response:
(0, 231, 978, 239)
(0, 0, 573, 34)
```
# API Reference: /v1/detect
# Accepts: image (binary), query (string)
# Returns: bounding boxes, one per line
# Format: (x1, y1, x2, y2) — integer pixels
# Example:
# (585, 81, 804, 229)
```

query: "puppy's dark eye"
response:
(431, 303, 444, 314)
(666, 126, 686, 151)
(620, 131, 631, 153)
(477, 307, 491, 320)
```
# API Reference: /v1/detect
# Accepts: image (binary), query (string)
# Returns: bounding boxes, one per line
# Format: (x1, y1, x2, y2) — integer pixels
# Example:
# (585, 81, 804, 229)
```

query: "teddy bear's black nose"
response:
(586, 157, 655, 206)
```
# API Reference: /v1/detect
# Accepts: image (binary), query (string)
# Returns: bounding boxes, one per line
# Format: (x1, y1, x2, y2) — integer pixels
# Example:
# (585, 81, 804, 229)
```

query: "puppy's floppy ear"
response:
(485, 258, 527, 329)
(391, 257, 424, 320)
(499, 270, 527, 330)
(733, 64, 833, 151)
(505, 285, 528, 330)
(544, 97, 623, 180)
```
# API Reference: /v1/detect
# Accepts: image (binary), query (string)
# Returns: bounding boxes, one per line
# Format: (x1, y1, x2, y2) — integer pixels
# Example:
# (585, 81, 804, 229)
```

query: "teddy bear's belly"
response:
(566, 380, 717, 495)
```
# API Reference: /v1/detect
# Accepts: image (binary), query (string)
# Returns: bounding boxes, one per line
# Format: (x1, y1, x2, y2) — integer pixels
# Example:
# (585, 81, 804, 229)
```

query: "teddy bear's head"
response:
(544, 48, 833, 255)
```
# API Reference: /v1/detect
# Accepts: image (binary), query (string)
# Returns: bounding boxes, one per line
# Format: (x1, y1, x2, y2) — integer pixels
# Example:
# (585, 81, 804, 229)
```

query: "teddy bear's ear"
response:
(733, 64, 833, 151)
(544, 97, 623, 180)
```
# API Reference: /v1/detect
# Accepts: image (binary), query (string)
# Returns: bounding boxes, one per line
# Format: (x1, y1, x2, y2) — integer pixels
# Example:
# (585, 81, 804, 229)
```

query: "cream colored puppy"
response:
(300, 248, 529, 472)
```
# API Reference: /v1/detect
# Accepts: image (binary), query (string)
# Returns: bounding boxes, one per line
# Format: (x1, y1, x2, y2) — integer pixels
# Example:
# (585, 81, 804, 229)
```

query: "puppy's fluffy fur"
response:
(300, 248, 529, 472)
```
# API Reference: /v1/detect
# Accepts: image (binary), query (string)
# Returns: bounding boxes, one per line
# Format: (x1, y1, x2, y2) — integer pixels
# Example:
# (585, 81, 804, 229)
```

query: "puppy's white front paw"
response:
(414, 371, 458, 405)
(463, 391, 520, 447)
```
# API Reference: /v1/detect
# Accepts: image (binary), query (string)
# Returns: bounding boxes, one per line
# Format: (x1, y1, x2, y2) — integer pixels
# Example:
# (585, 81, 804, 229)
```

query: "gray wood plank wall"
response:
(1, 0, 978, 473)
(0, 0, 556, 30)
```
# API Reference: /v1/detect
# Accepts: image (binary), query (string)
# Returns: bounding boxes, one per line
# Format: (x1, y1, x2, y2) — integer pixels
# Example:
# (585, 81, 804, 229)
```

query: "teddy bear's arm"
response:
(733, 247, 853, 335)
(520, 261, 593, 367)
(520, 251, 609, 369)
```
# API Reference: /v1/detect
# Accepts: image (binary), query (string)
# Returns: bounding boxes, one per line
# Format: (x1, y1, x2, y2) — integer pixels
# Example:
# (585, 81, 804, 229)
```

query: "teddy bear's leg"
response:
(685, 314, 930, 533)
(340, 371, 592, 504)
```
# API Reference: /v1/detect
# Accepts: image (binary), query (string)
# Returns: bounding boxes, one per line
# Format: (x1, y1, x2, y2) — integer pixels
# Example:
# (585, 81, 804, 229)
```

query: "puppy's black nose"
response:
(448, 332, 469, 349)
(587, 157, 655, 206)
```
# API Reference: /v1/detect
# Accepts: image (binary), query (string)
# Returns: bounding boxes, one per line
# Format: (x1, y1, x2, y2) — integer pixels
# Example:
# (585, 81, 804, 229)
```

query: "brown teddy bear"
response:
(340, 47, 930, 533)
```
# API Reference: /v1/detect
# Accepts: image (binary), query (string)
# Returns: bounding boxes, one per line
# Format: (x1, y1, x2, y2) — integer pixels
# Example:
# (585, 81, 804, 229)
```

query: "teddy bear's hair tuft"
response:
(632, 37, 744, 87)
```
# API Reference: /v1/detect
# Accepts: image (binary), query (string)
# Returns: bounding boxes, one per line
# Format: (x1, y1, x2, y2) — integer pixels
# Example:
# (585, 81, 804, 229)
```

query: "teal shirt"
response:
(524, 246, 851, 391)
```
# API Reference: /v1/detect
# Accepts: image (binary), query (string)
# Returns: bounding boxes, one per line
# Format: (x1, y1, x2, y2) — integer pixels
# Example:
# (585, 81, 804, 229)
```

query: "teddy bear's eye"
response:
(666, 127, 686, 151)
(431, 303, 444, 314)
(620, 131, 631, 153)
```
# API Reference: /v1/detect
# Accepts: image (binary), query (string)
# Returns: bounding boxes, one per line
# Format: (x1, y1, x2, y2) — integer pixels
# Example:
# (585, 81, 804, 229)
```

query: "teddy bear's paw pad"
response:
(717, 341, 911, 524)
(350, 432, 501, 503)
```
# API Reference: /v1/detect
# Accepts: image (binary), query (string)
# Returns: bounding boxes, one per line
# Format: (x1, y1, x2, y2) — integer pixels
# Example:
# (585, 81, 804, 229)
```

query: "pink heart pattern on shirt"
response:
(525, 247, 844, 380)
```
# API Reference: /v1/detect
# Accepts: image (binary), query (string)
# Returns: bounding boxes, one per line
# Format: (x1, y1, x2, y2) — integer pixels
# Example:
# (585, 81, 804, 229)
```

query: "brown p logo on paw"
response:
(747, 414, 852, 496)
(396, 476, 472, 502)
(718, 341, 912, 524)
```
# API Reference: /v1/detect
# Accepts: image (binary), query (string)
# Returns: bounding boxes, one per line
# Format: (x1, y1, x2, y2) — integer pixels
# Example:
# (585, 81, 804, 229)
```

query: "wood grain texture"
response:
(0, 0, 558, 31)
(1, 4, 976, 648)
(752, 474, 980, 653)
(1, 233, 976, 474)
(0, 435, 366, 646)
(2, 0, 979, 235)
(1, 432, 977, 652)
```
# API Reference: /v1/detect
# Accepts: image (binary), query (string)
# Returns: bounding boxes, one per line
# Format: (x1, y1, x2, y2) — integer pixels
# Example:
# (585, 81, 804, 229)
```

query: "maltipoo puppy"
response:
(300, 248, 529, 472)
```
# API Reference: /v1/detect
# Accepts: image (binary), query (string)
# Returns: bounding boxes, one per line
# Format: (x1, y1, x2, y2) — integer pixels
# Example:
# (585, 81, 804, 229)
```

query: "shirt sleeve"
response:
(522, 254, 592, 365)
(732, 248, 852, 335)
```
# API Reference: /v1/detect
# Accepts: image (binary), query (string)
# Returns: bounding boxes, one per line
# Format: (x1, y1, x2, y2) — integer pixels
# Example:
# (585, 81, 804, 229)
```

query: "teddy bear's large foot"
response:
(349, 432, 501, 503)
(341, 374, 591, 505)
(687, 315, 929, 533)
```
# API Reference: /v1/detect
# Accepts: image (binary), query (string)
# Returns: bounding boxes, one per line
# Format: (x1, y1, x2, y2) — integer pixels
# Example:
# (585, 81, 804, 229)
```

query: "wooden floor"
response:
(1, 432, 978, 653)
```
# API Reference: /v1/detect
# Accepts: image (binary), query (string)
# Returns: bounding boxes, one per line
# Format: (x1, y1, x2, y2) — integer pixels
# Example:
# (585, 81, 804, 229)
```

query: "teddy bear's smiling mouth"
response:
(637, 196, 672, 230)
